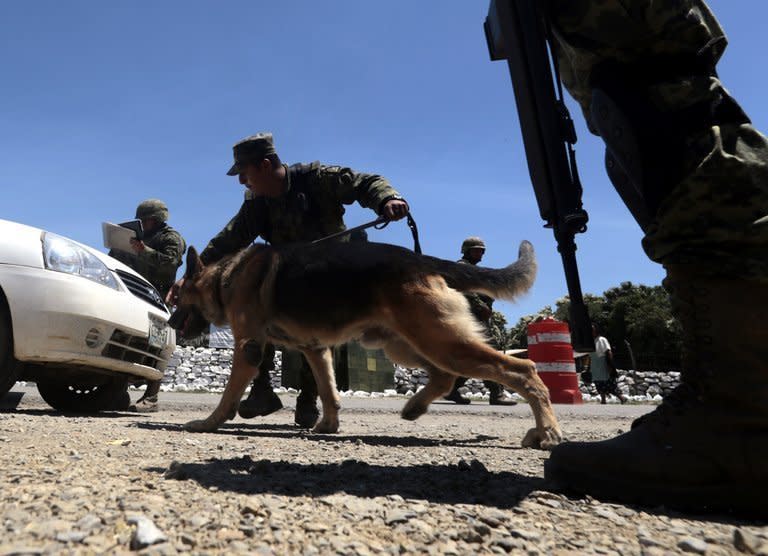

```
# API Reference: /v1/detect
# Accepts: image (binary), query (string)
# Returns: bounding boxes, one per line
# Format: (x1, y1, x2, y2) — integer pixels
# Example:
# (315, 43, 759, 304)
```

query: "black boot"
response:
(444, 377, 471, 404)
(238, 345, 283, 418)
(545, 267, 768, 517)
(129, 380, 160, 413)
(487, 381, 517, 406)
(294, 358, 320, 428)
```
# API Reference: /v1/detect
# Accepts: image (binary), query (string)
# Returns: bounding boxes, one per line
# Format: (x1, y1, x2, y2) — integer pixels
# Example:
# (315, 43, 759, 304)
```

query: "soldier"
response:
(187, 132, 410, 428)
(443, 237, 517, 406)
(109, 199, 186, 412)
(538, 1, 768, 515)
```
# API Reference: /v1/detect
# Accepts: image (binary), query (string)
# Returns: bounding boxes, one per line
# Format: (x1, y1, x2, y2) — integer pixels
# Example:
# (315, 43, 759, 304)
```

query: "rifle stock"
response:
(485, 0, 594, 352)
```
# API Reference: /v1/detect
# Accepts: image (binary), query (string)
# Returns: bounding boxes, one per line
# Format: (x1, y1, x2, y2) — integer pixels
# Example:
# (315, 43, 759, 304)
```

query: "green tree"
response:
(553, 293, 606, 325)
(552, 282, 681, 370)
(507, 306, 553, 348)
(488, 310, 510, 350)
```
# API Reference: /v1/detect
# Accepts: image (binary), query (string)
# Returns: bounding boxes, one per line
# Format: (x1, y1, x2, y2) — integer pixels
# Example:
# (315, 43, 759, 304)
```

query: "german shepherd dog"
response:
(169, 240, 562, 450)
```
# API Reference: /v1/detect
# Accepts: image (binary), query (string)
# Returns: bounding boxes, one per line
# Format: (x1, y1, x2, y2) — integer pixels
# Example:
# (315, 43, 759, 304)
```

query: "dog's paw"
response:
(400, 400, 428, 421)
(183, 419, 218, 433)
(521, 426, 563, 450)
(312, 418, 339, 434)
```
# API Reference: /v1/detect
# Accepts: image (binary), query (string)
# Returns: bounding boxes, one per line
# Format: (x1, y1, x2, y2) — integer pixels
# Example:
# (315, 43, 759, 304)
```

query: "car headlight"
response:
(42, 232, 120, 290)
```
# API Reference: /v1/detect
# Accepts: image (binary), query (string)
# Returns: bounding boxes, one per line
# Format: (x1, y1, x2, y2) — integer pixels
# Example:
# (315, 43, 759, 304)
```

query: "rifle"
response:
(484, 0, 594, 352)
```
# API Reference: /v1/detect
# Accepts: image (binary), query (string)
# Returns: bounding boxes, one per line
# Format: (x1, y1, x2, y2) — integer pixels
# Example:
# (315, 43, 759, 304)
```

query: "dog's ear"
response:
(185, 246, 203, 279)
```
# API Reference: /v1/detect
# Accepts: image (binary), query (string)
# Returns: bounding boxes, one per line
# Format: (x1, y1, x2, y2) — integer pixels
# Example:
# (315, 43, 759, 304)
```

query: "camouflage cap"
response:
(226, 132, 277, 176)
(136, 199, 169, 222)
(461, 236, 486, 254)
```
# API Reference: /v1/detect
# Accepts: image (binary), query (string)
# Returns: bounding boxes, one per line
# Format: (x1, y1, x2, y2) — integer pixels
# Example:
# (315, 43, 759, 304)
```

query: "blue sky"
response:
(1, 1, 765, 325)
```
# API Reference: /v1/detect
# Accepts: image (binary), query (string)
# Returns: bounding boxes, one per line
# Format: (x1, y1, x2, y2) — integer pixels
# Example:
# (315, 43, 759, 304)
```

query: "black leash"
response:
(311, 216, 389, 244)
(406, 213, 422, 254)
(311, 213, 422, 254)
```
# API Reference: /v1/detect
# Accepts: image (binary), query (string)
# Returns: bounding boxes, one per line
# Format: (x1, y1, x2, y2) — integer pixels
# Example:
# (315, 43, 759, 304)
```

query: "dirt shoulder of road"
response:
(0, 386, 764, 555)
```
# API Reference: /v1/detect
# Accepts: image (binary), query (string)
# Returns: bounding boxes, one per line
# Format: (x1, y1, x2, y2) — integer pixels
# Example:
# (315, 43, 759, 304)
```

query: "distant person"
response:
(443, 237, 517, 406)
(109, 199, 186, 413)
(590, 323, 627, 405)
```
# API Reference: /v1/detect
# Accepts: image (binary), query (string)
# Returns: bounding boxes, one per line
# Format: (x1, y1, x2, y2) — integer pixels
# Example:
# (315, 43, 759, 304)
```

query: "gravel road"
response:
(0, 386, 765, 555)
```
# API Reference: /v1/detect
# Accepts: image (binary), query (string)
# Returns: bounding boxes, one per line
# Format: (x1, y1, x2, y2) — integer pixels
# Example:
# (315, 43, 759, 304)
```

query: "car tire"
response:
(0, 296, 23, 398)
(37, 377, 131, 413)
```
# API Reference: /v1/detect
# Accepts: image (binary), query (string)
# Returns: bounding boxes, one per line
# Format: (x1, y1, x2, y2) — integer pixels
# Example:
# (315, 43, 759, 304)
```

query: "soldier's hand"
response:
(130, 238, 145, 254)
(382, 199, 410, 221)
(166, 278, 185, 307)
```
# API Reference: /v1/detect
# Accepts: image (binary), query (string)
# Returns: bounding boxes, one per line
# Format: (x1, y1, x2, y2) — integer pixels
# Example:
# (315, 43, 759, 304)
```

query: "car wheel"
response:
(0, 298, 23, 398)
(37, 377, 131, 413)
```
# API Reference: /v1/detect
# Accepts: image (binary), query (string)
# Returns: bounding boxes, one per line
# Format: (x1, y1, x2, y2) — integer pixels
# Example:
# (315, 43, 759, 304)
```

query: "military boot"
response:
(294, 360, 320, 428)
(545, 265, 768, 517)
(486, 381, 517, 406)
(129, 380, 160, 413)
(443, 377, 471, 405)
(238, 368, 283, 419)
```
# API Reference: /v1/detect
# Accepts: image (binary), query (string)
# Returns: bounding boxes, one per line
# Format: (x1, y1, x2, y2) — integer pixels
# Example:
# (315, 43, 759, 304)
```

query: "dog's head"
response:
(167, 247, 213, 340)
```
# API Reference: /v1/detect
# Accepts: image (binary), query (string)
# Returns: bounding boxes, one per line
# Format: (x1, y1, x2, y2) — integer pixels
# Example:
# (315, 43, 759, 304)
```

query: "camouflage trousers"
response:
(549, 0, 768, 282)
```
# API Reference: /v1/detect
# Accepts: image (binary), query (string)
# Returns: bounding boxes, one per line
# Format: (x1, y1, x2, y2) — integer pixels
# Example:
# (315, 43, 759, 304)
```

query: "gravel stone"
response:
(678, 536, 709, 554)
(1, 386, 765, 555)
(735, 528, 761, 553)
(128, 514, 168, 549)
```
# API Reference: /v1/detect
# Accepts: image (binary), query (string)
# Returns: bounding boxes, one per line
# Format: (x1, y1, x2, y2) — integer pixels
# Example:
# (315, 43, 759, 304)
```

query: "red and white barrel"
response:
(527, 317, 583, 404)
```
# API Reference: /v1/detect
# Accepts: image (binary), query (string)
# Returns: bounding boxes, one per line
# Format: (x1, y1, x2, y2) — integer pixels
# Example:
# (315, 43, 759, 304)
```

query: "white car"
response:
(0, 219, 175, 412)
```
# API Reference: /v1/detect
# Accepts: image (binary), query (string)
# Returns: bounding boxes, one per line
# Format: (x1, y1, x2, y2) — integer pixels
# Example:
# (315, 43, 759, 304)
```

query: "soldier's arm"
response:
(318, 165, 406, 216)
(137, 231, 186, 271)
(199, 198, 266, 265)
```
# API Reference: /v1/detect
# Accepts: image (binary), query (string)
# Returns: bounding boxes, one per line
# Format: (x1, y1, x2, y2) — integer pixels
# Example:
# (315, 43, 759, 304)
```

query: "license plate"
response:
(148, 317, 169, 349)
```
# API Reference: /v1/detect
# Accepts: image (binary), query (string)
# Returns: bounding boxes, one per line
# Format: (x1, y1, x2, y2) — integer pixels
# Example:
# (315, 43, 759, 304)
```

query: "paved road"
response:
(6, 383, 652, 420)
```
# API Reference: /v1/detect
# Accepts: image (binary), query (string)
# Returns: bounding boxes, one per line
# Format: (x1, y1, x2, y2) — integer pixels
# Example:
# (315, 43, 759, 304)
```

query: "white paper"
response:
(102, 222, 138, 253)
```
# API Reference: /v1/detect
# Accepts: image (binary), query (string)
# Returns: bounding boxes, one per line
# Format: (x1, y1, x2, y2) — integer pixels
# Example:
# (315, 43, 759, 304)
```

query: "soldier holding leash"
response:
(176, 132, 410, 428)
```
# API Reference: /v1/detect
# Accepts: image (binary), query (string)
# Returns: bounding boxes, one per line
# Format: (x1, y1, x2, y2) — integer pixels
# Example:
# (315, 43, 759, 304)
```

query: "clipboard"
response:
(102, 219, 144, 253)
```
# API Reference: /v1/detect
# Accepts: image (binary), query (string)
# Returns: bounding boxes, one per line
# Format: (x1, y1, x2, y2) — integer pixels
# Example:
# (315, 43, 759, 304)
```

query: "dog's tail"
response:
(439, 240, 537, 301)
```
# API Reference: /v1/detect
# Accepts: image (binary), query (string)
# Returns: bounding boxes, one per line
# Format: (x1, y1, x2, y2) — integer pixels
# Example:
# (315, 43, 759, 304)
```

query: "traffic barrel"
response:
(527, 317, 583, 404)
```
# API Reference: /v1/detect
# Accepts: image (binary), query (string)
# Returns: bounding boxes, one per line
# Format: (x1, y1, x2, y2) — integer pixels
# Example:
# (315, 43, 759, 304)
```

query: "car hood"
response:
(0, 218, 148, 280)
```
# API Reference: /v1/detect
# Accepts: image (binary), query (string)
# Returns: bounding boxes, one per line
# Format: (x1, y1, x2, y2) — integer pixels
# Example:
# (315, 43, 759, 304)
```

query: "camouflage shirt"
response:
(200, 162, 402, 264)
(457, 258, 494, 328)
(109, 223, 186, 298)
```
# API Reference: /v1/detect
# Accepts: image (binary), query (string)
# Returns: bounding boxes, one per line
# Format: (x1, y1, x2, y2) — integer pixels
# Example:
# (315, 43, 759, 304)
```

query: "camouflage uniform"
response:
(458, 259, 494, 332)
(201, 133, 407, 427)
(456, 237, 494, 334)
(110, 223, 186, 299)
(444, 236, 516, 405)
(111, 200, 185, 413)
(542, 1, 768, 516)
(548, 0, 768, 280)
(200, 163, 402, 262)
(458, 238, 509, 350)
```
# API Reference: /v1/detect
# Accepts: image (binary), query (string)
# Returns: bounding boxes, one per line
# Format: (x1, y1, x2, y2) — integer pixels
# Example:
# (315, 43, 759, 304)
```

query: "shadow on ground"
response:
(146, 455, 544, 509)
(135, 420, 522, 450)
(0, 392, 24, 410)
(1, 407, 139, 419)
(145, 453, 767, 525)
